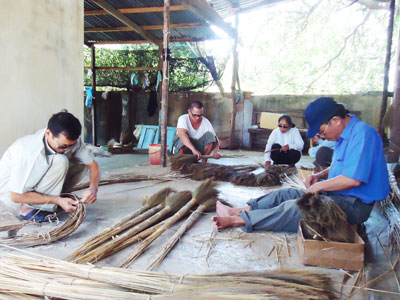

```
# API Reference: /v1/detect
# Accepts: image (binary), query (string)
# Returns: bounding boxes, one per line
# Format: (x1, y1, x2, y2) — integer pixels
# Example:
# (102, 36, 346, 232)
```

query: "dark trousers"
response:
(270, 143, 301, 166)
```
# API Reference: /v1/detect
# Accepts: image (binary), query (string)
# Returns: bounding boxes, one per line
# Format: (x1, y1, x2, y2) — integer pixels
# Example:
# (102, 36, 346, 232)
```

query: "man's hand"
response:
(305, 182, 322, 194)
(280, 145, 289, 152)
(305, 174, 319, 188)
(81, 188, 97, 204)
(56, 197, 78, 212)
(192, 149, 202, 160)
(264, 161, 271, 168)
(213, 151, 222, 159)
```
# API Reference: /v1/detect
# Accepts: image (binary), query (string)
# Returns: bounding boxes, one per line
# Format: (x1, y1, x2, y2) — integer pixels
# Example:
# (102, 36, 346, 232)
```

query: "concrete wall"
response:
(250, 94, 382, 129)
(0, 0, 83, 155)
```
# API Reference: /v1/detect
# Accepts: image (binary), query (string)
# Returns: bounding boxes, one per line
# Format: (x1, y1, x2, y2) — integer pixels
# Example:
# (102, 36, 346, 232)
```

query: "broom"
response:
(119, 179, 219, 268)
(74, 191, 192, 264)
(66, 188, 174, 261)
(2, 194, 85, 248)
(147, 197, 217, 271)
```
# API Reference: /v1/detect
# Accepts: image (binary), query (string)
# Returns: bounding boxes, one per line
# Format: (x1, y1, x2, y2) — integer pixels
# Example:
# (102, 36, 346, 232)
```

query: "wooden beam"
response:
(84, 5, 186, 15)
(90, 37, 211, 45)
(85, 23, 206, 33)
(90, 0, 159, 45)
(161, 0, 170, 167)
(176, 0, 235, 38)
(229, 11, 239, 149)
(91, 45, 97, 146)
(84, 66, 161, 71)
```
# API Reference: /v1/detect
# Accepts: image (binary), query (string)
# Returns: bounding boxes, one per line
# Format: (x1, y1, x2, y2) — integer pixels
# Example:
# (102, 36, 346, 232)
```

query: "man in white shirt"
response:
(0, 111, 100, 222)
(172, 101, 221, 162)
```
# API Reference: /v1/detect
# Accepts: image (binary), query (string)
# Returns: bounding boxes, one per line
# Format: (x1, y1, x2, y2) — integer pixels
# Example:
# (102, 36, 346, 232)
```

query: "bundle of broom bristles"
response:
(297, 193, 355, 243)
(67, 179, 220, 269)
(380, 165, 400, 252)
(170, 154, 296, 187)
(0, 251, 338, 300)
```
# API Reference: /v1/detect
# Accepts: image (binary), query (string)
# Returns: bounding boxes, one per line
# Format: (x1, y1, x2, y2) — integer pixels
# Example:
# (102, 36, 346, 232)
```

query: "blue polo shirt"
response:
(329, 116, 389, 204)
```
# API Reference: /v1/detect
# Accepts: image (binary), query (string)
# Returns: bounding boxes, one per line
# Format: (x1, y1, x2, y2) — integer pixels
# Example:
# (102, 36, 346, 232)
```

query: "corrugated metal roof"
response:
(84, 0, 288, 44)
(84, 0, 219, 44)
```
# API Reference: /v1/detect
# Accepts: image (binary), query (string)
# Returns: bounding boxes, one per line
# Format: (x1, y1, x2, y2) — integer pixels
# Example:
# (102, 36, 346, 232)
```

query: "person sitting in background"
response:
(264, 115, 304, 168)
(172, 101, 221, 162)
(308, 136, 336, 169)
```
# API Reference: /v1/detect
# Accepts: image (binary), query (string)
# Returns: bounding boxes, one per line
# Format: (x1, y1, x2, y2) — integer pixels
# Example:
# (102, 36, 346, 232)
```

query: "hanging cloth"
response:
(147, 91, 158, 117)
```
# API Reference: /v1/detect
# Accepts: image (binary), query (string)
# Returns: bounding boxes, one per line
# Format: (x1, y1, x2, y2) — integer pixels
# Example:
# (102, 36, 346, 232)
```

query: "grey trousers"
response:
(172, 131, 216, 155)
(29, 155, 87, 212)
(239, 188, 374, 233)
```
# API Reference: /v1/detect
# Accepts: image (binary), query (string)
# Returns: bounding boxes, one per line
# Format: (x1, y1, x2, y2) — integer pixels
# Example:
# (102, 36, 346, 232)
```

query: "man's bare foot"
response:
(18, 205, 35, 217)
(216, 201, 232, 217)
(212, 216, 245, 230)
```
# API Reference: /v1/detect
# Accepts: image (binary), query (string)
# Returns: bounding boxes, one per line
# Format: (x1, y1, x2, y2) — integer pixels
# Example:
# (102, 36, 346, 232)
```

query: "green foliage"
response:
(84, 43, 221, 91)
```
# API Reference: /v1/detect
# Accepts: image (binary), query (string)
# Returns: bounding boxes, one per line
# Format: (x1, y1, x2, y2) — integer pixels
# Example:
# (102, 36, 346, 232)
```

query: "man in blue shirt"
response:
(213, 97, 390, 232)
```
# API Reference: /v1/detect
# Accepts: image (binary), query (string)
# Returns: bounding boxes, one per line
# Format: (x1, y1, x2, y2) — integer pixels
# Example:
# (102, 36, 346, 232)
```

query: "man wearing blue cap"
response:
(213, 97, 390, 233)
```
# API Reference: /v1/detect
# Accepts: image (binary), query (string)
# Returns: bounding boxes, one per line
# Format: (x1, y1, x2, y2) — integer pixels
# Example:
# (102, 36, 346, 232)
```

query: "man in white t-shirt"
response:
(173, 101, 221, 162)
(0, 111, 100, 222)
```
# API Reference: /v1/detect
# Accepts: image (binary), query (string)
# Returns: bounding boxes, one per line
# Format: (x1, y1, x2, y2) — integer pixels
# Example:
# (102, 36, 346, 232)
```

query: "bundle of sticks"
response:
(0, 251, 338, 300)
(1, 193, 86, 248)
(67, 179, 219, 268)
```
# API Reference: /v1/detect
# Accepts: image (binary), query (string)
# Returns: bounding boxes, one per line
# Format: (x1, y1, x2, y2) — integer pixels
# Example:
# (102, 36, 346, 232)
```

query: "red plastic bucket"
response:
(149, 144, 168, 165)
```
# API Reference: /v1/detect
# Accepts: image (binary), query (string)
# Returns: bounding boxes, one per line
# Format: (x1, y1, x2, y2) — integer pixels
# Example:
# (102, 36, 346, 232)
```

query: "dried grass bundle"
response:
(381, 194, 400, 252)
(147, 197, 217, 270)
(119, 179, 219, 268)
(170, 154, 242, 172)
(297, 193, 354, 243)
(0, 252, 337, 300)
(73, 191, 191, 264)
(2, 194, 85, 248)
(230, 172, 258, 186)
(66, 188, 174, 261)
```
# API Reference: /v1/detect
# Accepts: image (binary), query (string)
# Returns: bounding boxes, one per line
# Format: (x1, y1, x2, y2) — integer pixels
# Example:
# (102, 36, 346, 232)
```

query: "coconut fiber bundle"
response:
(0, 252, 338, 300)
(1, 194, 85, 248)
(297, 193, 355, 243)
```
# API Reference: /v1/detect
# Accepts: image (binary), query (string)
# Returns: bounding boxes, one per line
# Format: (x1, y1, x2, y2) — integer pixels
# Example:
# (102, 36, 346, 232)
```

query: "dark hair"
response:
(321, 103, 347, 124)
(278, 115, 295, 128)
(47, 112, 82, 140)
(189, 101, 204, 110)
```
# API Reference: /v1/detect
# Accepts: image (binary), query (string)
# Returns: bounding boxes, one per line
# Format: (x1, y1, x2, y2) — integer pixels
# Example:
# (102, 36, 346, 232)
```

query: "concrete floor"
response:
(1, 150, 399, 299)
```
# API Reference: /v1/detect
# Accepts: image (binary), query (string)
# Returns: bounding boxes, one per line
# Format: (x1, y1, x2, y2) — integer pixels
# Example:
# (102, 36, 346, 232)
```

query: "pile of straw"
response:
(1, 194, 85, 248)
(0, 251, 338, 300)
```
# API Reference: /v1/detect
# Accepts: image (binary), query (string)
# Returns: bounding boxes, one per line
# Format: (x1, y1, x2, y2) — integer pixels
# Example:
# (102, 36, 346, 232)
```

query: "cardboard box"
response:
(297, 220, 364, 271)
(259, 112, 282, 130)
(297, 169, 313, 182)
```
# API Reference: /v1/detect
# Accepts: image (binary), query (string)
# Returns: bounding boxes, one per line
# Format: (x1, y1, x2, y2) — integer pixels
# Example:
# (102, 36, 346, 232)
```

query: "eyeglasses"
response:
(191, 112, 203, 118)
(57, 144, 75, 150)
(278, 124, 289, 129)
(316, 119, 332, 138)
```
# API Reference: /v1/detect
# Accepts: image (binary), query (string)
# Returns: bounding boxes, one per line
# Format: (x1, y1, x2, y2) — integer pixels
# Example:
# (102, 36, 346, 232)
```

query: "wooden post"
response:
(388, 9, 400, 164)
(229, 10, 239, 149)
(161, 0, 170, 167)
(378, 0, 395, 139)
(91, 44, 97, 146)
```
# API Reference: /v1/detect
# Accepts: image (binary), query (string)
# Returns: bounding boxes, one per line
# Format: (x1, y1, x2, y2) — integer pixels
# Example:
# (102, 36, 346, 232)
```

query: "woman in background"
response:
(264, 115, 304, 168)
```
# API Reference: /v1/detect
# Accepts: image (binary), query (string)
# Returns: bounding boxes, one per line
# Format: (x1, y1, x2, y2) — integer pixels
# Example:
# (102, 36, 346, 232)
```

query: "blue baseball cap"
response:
(305, 97, 337, 138)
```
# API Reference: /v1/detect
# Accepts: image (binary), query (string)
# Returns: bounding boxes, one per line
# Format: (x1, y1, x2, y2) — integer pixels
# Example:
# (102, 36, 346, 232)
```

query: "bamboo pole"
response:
(229, 9, 239, 149)
(160, 0, 170, 167)
(91, 44, 97, 146)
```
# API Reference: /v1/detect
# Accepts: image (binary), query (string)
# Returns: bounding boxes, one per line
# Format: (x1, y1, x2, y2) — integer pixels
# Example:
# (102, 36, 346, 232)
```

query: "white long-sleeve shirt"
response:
(264, 127, 304, 162)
